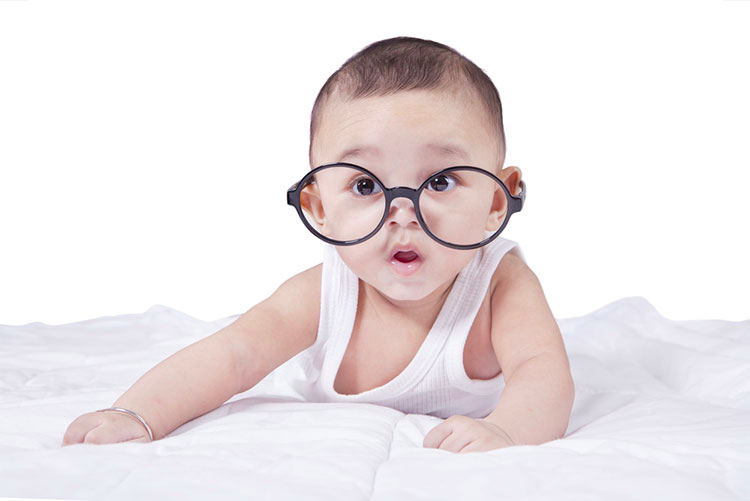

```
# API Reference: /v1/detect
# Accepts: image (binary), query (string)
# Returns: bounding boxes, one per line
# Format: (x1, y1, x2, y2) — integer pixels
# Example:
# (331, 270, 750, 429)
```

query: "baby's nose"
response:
(387, 197, 419, 227)
(392, 197, 414, 210)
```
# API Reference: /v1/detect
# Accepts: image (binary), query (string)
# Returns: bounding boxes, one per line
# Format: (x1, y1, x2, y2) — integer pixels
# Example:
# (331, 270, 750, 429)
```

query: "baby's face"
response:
(309, 89, 511, 307)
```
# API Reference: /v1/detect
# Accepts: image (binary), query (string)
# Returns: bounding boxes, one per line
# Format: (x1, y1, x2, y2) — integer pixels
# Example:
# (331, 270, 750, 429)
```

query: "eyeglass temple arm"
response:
(286, 182, 299, 205)
(509, 179, 526, 213)
(287, 178, 318, 206)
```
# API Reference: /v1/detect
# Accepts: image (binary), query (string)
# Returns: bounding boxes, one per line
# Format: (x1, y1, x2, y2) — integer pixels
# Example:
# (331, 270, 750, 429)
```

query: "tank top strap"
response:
(316, 243, 359, 348)
(445, 236, 525, 393)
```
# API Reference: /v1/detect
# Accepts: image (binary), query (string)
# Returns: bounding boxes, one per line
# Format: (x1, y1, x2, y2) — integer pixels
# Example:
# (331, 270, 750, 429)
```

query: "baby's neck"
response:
(359, 275, 457, 329)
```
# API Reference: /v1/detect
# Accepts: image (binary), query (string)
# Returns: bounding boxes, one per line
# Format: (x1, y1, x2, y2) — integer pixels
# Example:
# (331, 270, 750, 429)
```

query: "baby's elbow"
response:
(564, 377, 575, 409)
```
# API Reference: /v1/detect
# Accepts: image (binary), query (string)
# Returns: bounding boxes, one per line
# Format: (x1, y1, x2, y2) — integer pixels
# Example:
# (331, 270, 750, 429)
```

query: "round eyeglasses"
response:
(286, 162, 526, 250)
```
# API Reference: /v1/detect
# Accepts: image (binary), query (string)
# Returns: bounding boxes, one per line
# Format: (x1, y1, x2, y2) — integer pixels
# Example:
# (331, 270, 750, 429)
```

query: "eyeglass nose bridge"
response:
(385, 186, 421, 209)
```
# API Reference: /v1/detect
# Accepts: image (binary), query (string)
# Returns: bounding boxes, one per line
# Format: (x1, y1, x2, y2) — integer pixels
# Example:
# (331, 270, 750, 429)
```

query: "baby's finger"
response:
(84, 421, 147, 445)
(437, 431, 473, 453)
(457, 439, 486, 454)
(82, 424, 112, 444)
(423, 421, 452, 449)
(62, 415, 101, 446)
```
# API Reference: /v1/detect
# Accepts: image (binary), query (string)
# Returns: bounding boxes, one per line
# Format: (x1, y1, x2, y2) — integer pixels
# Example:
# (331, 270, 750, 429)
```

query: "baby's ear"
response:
(300, 184, 326, 228)
(501, 166, 523, 196)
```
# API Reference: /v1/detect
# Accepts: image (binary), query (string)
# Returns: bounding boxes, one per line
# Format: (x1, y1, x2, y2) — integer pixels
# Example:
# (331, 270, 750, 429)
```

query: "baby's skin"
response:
(63, 88, 574, 453)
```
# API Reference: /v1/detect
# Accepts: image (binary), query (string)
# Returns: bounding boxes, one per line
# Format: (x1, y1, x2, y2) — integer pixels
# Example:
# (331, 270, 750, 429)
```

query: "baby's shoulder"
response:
(264, 262, 322, 329)
(490, 248, 533, 297)
(287, 262, 322, 299)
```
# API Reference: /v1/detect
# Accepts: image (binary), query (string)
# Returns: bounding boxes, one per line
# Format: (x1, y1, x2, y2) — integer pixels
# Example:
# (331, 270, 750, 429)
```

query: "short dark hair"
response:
(309, 36, 506, 169)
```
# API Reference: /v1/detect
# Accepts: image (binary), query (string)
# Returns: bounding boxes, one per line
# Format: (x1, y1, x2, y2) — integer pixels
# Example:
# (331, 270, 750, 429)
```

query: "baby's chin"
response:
(377, 284, 435, 303)
(368, 269, 457, 305)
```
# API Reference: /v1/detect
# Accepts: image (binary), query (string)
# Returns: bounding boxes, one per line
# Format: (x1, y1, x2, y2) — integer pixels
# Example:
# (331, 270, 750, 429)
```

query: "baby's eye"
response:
(351, 176, 382, 197)
(426, 174, 457, 192)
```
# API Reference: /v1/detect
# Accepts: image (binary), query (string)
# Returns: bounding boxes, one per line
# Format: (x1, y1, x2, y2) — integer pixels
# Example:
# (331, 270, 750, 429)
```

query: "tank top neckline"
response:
(328, 267, 469, 399)
(321, 233, 511, 401)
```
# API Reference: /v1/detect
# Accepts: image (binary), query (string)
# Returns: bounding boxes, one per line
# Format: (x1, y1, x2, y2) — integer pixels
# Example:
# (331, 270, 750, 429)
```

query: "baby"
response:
(62, 36, 574, 454)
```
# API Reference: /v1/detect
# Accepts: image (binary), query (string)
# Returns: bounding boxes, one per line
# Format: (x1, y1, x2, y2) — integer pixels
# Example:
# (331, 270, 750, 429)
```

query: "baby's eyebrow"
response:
(338, 146, 377, 162)
(423, 142, 471, 162)
(337, 142, 470, 163)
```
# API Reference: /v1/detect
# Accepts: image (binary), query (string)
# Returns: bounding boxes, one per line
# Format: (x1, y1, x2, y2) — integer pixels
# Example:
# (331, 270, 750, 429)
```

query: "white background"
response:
(1, 0, 748, 326)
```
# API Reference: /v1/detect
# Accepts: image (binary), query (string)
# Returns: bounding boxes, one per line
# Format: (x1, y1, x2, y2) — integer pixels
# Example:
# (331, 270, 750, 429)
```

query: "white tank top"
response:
(283, 233, 527, 419)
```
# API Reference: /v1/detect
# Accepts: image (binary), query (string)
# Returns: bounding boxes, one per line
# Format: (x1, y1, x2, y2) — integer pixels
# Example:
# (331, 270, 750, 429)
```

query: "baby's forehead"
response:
(323, 90, 489, 141)
(330, 86, 474, 109)
(315, 87, 500, 166)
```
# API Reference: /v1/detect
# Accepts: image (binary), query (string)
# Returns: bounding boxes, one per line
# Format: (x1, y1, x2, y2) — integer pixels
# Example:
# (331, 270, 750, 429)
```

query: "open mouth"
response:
(390, 248, 423, 276)
(393, 251, 419, 263)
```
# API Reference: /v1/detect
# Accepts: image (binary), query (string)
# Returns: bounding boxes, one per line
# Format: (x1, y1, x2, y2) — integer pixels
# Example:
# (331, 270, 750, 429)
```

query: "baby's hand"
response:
(61, 411, 151, 446)
(423, 415, 515, 453)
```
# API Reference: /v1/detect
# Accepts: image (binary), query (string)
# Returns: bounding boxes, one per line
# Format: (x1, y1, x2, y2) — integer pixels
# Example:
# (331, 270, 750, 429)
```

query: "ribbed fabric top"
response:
(286, 232, 526, 418)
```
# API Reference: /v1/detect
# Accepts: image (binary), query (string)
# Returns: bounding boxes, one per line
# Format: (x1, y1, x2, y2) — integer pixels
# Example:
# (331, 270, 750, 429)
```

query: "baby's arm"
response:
(482, 256, 574, 445)
(62, 264, 321, 445)
(105, 320, 246, 442)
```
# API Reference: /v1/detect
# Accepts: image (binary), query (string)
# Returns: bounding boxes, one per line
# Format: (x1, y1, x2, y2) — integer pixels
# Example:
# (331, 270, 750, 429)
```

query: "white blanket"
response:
(1, 296, 748, 500)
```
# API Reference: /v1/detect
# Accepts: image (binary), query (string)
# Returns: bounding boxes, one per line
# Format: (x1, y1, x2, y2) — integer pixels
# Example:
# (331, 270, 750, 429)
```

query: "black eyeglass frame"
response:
(286, 162, 526, 250)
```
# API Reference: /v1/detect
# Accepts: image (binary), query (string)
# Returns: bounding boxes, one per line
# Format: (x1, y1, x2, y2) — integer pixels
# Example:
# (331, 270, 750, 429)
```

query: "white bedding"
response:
(1, 296, 748, 500)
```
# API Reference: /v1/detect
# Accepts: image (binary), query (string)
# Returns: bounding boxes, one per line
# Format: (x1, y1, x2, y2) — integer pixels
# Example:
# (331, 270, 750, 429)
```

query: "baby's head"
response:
(299, 36, 524, 308)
